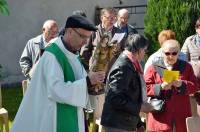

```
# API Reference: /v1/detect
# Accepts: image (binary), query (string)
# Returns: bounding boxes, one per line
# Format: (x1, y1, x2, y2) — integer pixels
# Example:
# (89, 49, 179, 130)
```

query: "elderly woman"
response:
(144, 29, 186, 74)
(144, 39, 199, 132)
(101, 34, 149, 132)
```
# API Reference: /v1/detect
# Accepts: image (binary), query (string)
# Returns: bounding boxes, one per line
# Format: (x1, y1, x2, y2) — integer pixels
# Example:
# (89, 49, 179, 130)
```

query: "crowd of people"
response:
(10, 7, 200, 132)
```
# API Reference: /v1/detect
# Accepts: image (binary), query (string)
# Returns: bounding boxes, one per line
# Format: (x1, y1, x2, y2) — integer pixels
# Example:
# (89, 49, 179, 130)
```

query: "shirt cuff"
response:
(154, 84, 161, 96)
(86, 76, 92, 88)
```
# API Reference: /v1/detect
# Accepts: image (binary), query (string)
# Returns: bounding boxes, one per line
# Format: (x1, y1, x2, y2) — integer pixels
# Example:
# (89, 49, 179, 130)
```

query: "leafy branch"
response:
(0, 0, 10, 15)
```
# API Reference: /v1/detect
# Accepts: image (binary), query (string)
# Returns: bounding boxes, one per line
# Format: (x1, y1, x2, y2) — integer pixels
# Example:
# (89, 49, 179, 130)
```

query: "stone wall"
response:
(0, 0, 147, 84)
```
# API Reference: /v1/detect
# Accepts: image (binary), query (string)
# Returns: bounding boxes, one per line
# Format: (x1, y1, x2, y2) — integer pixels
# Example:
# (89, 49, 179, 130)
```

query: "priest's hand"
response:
(88, 71, 105, 85)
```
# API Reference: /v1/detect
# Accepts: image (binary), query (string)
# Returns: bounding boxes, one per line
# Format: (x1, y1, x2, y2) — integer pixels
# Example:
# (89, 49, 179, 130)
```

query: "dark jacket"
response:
(113, 24, 138, 37)
(101, 52, 142, 131)
(106, 24, 138, 75)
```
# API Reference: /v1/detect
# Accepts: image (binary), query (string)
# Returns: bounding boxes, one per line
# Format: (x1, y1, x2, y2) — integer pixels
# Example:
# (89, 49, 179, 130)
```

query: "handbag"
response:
(148, 98, 165, 113)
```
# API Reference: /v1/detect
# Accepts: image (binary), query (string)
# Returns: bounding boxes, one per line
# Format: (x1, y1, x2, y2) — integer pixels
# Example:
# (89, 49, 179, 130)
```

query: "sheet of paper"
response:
(111, 33, 125, 43)
(163, 70, 180, 83)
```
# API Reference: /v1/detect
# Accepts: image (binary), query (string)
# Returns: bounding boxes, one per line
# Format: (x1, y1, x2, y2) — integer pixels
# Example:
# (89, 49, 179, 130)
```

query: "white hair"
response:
(42, 19, 57, 29)
(118, 8, 129, 17)
(162, 39, 180, 51)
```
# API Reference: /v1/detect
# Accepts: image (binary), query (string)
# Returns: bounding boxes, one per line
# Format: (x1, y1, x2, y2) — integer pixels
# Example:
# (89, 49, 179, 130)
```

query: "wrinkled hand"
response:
(172, 80, 182, 88)
(161, 82, 173, 90)
(88, 71, 105, 85)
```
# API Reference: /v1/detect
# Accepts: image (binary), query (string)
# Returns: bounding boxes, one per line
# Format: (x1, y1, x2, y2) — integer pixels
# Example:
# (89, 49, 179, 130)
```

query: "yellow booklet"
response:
(163, 70, 180, 83)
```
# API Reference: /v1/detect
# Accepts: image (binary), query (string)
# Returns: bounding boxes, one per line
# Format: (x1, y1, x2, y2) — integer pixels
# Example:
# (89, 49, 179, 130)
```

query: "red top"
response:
(144, 61, 199, 131)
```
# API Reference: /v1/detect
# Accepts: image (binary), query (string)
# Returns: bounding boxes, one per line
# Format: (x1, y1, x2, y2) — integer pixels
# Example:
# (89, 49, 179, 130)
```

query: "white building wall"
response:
(0, 0, 147, 84)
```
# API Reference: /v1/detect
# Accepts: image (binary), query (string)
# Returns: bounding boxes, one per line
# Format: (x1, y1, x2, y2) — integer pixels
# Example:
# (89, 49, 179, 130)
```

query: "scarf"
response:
(196, 35, 200, 45)
(123, 50, 148, 102)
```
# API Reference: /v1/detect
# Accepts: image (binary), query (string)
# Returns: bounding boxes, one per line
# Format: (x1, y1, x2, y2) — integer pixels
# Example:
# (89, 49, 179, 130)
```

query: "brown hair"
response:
(100, 7, 116, 17)
(158, 29, 176, 46)
(195, 18, 200, 29)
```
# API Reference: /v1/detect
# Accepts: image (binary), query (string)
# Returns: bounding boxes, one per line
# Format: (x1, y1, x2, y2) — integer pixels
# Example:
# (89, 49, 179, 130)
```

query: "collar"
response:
(114, 22, 127, 29)
(153, 58, 181, 71)
(33, 34, 43, 44)
(114, 22, 119, 28)
(195, 35, 200, 45)
(100, 24, 113, 32)
(54, 37, 79, 59)
(42, 35, 48, 47)
(123, 50, 143, 74)
(33, 35, 45, 49)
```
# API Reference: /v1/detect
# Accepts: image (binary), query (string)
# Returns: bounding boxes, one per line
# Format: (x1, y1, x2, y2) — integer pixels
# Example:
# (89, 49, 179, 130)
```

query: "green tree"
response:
(0, 0, 9, 15)
(144, 0, 200, 55)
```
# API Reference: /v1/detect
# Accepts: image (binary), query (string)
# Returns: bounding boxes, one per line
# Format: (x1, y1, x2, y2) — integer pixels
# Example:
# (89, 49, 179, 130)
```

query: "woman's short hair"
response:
(158, 29, 176, 46)
(195, 18, 200, 29)
(125, 34, 149, 53)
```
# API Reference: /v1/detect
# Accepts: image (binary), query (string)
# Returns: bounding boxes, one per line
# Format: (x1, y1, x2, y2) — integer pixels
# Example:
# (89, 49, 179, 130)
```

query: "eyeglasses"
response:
(72, 28, 90, 40)
(164, 52, 178, 56)
(103, 15, 115, 21)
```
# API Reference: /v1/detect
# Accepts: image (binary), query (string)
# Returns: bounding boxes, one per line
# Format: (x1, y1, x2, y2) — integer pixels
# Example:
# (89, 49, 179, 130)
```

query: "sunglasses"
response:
(164, 52, 178, 56)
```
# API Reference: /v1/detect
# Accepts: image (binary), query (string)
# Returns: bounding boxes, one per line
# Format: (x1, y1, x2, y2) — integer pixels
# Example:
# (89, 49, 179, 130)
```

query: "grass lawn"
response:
(1, 86, 96, 131)
(2, 87, 23, 130)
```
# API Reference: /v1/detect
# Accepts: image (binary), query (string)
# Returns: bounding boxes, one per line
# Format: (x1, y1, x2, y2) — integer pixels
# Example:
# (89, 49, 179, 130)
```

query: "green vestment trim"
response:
(46, 43, 79, 132)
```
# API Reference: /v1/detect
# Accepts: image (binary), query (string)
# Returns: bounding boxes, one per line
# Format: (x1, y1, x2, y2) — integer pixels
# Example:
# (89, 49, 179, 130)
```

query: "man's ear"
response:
(100, 16, 103, 21)
(42, 27, 45, 33)
(67, 28, 73, 34)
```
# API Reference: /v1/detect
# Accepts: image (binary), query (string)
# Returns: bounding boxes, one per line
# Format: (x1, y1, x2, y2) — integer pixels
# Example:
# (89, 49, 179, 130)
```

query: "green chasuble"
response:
(46, 43, 79, 132)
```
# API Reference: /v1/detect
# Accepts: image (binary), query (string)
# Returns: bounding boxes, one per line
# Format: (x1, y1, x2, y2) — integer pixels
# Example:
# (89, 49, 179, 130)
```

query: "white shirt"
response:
(11, 37, 89, 132)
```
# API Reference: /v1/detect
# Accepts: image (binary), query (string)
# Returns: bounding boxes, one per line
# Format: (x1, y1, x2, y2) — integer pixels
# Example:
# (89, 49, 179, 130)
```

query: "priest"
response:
(11, 15, 105, 132)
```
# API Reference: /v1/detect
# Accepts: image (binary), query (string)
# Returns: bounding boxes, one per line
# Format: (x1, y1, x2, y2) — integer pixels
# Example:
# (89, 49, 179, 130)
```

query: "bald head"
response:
(42, 19, 58, 42)
(43, 20, 57, 29)
(117, 9, 129, 27)
(162, 39, 180, 52)
(118, 9, 129, 16)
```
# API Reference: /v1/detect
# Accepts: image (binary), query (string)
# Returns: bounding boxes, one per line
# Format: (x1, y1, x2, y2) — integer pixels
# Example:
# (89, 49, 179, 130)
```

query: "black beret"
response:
(65, 15, 97, 31)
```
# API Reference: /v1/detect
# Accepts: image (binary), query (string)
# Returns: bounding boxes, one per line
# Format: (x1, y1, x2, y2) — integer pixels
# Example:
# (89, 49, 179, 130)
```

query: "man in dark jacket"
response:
(80, 8, 117, 122)
(113, 8, 138, 38)
(105, 8, 139, 76)
(80, 7, 117, 71)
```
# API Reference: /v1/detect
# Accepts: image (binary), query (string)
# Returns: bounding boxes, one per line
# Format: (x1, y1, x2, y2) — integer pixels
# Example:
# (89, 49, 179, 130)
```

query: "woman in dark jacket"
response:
(101, 34, 149, 132)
